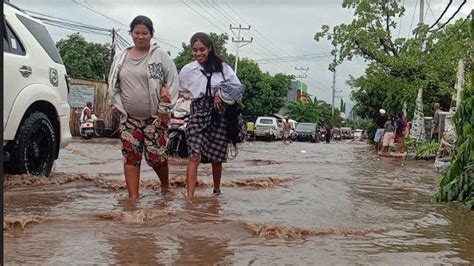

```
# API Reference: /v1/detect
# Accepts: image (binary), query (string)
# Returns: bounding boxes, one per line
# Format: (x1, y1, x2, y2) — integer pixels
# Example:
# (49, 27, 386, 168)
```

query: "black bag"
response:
(225, 103, 240, 147)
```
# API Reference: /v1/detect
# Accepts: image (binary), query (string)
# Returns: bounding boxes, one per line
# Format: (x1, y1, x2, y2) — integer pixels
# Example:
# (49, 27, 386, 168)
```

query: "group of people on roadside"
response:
(374, 109, 409, 154)
(107, 15, 245, 199)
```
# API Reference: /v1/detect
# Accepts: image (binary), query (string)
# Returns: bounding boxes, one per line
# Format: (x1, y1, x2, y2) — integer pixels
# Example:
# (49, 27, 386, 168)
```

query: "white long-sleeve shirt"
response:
(179, 61, 241, 100)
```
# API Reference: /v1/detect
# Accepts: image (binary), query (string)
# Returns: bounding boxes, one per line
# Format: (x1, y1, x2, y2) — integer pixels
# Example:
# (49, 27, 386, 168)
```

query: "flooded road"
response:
(4, 138, 474, 264)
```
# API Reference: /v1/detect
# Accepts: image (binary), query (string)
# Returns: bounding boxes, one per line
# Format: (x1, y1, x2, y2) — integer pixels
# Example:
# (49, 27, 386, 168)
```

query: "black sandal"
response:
(213, 188, 221, 195)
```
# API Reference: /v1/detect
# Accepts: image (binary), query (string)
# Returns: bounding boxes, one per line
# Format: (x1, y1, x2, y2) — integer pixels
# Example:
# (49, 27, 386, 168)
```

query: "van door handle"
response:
(19, 65, 32, 77)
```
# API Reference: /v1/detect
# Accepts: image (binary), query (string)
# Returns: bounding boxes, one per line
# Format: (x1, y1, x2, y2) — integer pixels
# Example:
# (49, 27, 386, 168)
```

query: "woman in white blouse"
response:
(179, 32, 242, 198)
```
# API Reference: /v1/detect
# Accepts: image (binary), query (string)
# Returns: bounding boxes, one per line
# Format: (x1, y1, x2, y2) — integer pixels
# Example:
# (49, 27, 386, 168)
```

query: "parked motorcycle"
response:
(167, 98, 191, 158)
(80, 119, 95, 139)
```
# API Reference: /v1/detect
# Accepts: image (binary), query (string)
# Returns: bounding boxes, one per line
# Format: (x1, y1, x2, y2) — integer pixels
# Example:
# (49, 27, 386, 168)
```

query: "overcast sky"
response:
(10, 0, 473, 112)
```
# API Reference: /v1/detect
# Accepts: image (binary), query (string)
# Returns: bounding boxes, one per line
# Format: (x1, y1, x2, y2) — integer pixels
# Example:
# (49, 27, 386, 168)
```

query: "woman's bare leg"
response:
(186, 155, 200, 197)
(211, 161, 222, 193)
(124, 165, 141, 199)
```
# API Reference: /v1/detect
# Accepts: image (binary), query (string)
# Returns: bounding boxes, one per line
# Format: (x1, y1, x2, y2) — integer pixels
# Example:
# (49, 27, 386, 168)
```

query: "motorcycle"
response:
(167, 98, 191, 158)
(80, 119, 95, 139)
(80, 114, 98, 139)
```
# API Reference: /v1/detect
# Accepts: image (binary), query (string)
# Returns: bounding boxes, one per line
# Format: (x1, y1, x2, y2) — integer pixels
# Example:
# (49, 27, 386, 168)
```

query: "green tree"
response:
(433, 15, 473, 208)
(315, 1, 471, 120)
(339, 98, 347, 113)
(286, 97, 341, 127)
(286, 99, 319, 123)
(239, 59, 293, 116)
(56, 33, 111, 81)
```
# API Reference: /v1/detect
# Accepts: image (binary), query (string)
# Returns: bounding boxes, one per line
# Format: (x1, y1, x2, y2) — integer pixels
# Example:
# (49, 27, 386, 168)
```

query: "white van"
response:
(255, 116, 279, 140)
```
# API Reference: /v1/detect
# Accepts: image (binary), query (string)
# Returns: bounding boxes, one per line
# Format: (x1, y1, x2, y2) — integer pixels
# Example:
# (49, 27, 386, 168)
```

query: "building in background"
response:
(279, 80, 313, 116)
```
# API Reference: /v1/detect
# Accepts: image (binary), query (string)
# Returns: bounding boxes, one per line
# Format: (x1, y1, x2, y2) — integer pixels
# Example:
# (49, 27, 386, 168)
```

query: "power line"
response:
(431, 0, 467, 32)
(428, 0, 453, 30)
(193, 0, 234, 36)
(397, 0, 405, 38)
(255, 53, 332, 61)
(181, 0, 229, 33)
(72, 0, 127, 27)
(24, 10, 111, 32)
(425, 0, 437, 21)
(219, 0, 332, 90)
(73, 0, 183, 51)
(408, 0, 418, 38)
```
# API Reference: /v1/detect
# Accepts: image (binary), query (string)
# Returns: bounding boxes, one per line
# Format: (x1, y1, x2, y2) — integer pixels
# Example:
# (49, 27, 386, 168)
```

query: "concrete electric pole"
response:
(230, 24, 253, 75)
(410, 0, 427, 141)
(330, 50, 342, 117)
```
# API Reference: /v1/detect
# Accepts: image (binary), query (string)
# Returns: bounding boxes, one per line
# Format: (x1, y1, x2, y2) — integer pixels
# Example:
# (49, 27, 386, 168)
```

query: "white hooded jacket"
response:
(107, 43, 179, 123)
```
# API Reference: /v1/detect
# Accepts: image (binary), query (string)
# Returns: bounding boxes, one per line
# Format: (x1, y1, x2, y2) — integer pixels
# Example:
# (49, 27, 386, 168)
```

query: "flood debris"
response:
(245, 159, 283, 166)
(224, 176, 297, 188)
(97, 209, 176, 223)
(4, 216, 42, 230)
(4, 173, 94, 190)
(245, 222, 383, 240)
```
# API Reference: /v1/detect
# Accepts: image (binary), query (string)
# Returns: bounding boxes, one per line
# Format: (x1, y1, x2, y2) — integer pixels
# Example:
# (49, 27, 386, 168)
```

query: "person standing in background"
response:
(431, 103, 441, 142)
(374, 109, 387, 152)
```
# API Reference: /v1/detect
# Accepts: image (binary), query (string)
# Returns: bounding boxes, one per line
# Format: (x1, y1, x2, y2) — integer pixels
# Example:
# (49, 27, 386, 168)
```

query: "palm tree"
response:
(286, 99, 319, 123)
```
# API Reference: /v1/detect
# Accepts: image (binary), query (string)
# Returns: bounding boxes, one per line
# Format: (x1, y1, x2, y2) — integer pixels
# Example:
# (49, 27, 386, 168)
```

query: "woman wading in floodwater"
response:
(108, 15, 179, 199)
(179, 32, 244, 197)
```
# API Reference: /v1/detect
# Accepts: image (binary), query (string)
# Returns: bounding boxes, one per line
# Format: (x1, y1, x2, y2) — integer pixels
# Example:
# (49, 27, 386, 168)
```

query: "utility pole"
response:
(230, 24, 253, 75)
(455, 59, 465, 110)
(419, 0, 424, 30)
(111, 28, 116, 61)
(410, 0, 427, 141)
(330, 50, 342, 117)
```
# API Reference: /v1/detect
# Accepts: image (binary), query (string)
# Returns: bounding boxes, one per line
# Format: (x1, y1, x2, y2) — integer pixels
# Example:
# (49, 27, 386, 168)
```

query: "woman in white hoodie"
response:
(108, 15, 179, 199)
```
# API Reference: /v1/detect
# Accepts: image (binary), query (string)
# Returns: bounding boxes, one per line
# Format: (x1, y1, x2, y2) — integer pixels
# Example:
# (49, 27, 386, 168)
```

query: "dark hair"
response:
(190, 32, 223, 73)
(86, 101, 92, 107)
(129, 15, 154, 37)
(397, 111, 403, 118)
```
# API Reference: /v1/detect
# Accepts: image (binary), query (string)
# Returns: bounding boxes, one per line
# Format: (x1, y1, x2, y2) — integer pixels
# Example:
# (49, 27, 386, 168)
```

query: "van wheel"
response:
(5, 112, 56, 177)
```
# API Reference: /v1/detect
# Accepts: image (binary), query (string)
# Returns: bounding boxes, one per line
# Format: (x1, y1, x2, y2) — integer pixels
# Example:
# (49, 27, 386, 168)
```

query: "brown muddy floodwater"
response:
(4, 138, 474, 264)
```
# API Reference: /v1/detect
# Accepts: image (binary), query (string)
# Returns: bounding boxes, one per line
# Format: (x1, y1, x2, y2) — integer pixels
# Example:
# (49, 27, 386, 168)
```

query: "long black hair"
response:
(190, 32, 223, 73)
(129, 15, 154, 37)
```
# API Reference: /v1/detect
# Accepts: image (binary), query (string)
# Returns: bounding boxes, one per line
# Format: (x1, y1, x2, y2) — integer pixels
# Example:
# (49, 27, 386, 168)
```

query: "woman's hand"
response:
(112, 107, 121, 119)
(157, 112, 170, 128)
(160, 84, 171, 103)
(214, 93, 223, 110)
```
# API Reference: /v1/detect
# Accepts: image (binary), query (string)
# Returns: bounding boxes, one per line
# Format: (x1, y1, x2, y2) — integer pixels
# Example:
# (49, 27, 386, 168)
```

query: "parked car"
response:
(3, 2, 72, 176)
(292, 122, 318, 142)
(353, 129, 363, 139)
(341, 127, 353, 139)
(255, 116, 279, 141)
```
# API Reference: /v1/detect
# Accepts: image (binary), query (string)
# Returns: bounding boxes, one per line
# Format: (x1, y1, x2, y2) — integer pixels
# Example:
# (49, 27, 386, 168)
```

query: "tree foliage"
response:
(433, 15, 473, 208)
(315, 0, 472, 120)
(56, 33, 111, 81)
(286, 97, 341, 126)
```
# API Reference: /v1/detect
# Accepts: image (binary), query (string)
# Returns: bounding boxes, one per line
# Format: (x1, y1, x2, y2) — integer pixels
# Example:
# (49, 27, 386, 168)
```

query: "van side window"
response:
(4, 22, 26, 55)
